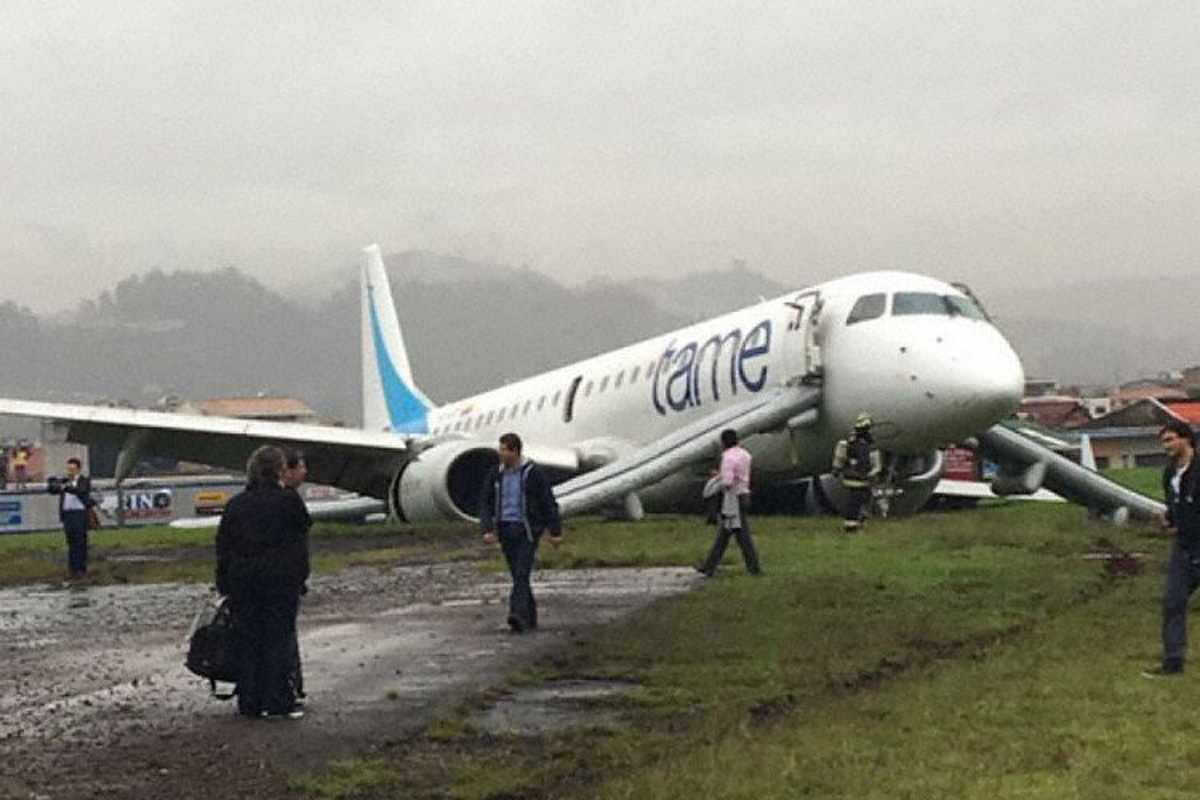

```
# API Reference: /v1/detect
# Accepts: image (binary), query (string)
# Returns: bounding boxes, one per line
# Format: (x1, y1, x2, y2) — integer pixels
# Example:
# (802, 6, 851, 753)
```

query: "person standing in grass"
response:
(1144, 419, 1199, 678)
(832, 413, 881, 532)
(696, 428, 762, 577)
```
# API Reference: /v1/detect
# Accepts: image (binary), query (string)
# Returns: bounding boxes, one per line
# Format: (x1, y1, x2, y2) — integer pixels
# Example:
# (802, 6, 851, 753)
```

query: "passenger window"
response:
(584, 380, 593, 397)
(846, 293, 886, 325)
(497, 408, 506, 422)
(552, 390, 561, 407)
(647, 360, 657, 378)
(538, 395, 546, 411)
(486, 411, 495, 425)
(511, 403, 520, 417)
(599, 376, 609, 393)
(614, 371, 624, 388)
(523, 400, 532, 415)
(630, 366, 640, 383)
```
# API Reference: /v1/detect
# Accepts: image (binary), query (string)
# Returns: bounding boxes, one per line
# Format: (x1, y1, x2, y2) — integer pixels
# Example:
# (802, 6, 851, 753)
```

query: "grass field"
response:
(0, 519, 482, 588)
(1103, 467, 1163, 499)
(289, 503, 1199, 800)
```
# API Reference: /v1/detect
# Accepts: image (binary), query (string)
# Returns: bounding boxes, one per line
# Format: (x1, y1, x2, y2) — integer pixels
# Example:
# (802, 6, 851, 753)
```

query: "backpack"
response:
(185, 595, 239, 699)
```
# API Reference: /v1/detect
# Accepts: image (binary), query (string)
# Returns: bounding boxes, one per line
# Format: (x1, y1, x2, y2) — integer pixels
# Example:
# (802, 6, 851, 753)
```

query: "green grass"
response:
(1103, 467, 1163, 498)
(0, 519, 482, 588)
(293, 504, 1180, 799)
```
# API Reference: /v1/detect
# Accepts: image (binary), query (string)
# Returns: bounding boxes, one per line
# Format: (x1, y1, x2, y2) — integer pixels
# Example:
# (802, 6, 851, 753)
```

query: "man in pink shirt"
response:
(697, 429, 762, 577)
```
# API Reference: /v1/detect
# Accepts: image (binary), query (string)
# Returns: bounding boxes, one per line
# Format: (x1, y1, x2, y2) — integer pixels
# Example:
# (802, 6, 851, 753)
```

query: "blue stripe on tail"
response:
(367, 286, 429, 433)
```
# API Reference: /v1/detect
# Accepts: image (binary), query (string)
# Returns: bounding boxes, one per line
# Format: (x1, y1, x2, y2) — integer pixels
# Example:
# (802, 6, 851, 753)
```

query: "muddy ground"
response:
(0, 554, 698, 799)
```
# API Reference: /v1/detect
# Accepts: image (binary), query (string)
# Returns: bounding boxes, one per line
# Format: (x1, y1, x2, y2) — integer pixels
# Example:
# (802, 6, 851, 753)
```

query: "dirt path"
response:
(0, 562, 699, 799)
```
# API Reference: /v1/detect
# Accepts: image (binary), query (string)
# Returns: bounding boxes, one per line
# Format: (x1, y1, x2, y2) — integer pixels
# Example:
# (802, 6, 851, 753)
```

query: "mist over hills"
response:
(0, 254, 1190, 432)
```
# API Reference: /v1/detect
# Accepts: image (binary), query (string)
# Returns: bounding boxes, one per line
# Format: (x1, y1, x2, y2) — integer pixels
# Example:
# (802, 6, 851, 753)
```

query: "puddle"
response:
(474, 679, 638, 736)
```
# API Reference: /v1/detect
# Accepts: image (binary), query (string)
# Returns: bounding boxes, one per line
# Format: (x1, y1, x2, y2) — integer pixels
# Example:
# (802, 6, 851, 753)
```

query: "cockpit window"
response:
(893, 292, 986, 320)
(846, 293, 886, 325)
(892, 292, 946, 316)
(944, 294, 987, 320)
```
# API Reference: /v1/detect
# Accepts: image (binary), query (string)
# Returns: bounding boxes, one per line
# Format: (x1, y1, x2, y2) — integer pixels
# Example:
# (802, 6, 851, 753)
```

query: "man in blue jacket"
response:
(1144, 419, 1199, 678)
(480, 432, 562, 633)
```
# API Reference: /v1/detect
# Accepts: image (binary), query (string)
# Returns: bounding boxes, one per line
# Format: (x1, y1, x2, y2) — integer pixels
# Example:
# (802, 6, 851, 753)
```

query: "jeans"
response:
(700, 498, 761, 575)
(1162, 542, 1200, 664)
(498, 522, 540, 628)
(62, 510, 88, 576)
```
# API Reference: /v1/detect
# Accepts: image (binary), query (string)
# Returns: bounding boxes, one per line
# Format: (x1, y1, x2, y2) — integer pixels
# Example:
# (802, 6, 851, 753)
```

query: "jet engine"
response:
(815, 450, 945, 519)
(389, 441, 499, 523)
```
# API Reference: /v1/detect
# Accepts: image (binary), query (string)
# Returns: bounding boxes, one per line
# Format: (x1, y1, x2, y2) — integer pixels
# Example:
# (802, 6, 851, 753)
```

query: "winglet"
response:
(361, 245, 434, 433)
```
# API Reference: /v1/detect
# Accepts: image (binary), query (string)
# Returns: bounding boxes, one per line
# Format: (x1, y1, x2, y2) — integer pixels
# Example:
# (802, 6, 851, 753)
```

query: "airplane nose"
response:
(947, 333, 1024, 425)
(907, 328, 1024, 442)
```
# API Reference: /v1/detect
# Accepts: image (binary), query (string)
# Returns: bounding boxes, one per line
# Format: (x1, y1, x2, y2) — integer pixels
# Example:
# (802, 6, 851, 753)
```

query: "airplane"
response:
(0, 245, 1164, 525)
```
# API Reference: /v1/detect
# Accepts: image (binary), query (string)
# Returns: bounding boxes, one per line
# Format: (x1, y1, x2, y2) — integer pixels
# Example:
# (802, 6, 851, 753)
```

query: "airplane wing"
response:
(975, 423, 1164, 522)
(554, 385, 822, 516)
(0, 398, 411, 499)
(170, 494, 388, 529)
(0, 397, 594, 502)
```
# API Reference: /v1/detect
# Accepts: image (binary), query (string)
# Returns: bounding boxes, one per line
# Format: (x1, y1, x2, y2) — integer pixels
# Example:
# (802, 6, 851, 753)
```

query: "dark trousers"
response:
(1162, 542, 1200, 664)
(700, 498, 760, 575)
(499, 522, 540, 628)
(62, 510, 88, 576)
(233, 592, 299, 715)
(844, 486, 871, 522)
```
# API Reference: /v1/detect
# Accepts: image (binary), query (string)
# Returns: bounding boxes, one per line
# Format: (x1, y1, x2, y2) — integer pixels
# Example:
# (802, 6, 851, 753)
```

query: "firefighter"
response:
(832, 413, 882, 532)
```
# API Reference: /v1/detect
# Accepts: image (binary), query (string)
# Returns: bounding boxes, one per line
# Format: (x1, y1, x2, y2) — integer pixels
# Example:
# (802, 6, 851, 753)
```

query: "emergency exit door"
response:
(785, 290, 823, 384)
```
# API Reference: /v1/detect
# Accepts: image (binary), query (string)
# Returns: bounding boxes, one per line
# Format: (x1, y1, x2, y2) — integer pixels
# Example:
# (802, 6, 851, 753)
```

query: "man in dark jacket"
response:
(216, 445, 310, 717)
(1144, 419, 1199, 678)
(480, 432, 562, 633)
(281, 447, 311, 703)
(48, 457, 94, 579)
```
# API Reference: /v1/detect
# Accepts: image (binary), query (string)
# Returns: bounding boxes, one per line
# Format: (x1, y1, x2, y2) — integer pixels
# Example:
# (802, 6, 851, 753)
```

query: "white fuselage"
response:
(422, 271, 1024, 503)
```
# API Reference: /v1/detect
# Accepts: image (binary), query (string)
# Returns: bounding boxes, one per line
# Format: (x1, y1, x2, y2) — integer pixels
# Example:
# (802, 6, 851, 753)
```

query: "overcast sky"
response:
(2, 0, 1197, 313)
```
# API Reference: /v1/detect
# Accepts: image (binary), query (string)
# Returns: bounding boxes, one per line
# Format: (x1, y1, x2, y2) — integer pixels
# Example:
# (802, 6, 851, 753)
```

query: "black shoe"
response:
(1142, 661, 1184, 679)
(507, 614, 526, 633)
(694, 565, 713, 578)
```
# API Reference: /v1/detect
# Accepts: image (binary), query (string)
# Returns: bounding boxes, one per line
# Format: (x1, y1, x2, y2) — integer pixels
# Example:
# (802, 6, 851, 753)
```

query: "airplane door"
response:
(784, 290, 824, 385)
(562, 375, 583, 423)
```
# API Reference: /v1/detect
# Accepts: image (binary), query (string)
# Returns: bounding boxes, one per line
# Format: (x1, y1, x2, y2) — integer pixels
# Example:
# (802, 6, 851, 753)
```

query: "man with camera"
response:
(47, 457, 95, 580)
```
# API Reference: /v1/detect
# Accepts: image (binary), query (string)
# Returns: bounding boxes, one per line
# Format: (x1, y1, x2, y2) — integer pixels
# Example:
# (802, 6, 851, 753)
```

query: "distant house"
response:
(175, 396, 321, 425)
(1163, 399, 1200, 427)
(1182, 366, 1200, 398)
(1110, 381, 1187, 410)
(1018, 396, 1092, 429)
(1023, 378, 1059, 398)
(1080, 398, 1196, 469)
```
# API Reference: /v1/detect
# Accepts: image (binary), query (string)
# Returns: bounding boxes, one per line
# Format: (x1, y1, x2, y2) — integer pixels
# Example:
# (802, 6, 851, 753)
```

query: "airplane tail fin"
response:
(361, 244, 434, 433)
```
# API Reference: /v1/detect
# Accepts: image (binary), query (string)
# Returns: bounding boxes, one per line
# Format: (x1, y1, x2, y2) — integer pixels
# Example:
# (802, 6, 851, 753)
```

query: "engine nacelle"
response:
(390, 441, 499, 523)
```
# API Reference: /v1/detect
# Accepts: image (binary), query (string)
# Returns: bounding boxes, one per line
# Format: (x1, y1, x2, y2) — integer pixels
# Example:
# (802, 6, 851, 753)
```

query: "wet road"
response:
(0, 564, 698, 799)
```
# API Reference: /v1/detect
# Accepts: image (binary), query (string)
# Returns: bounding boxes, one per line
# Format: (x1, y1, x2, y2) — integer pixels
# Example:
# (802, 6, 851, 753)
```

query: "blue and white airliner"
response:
(0, 245, 1162, 523)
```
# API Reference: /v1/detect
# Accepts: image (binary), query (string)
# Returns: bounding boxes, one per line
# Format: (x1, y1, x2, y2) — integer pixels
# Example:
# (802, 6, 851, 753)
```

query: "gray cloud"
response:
(2, 0, 1198, 311)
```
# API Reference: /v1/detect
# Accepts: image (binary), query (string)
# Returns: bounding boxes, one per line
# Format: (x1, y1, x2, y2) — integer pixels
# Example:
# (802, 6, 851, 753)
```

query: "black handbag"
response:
(185, 595, 239, 698)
